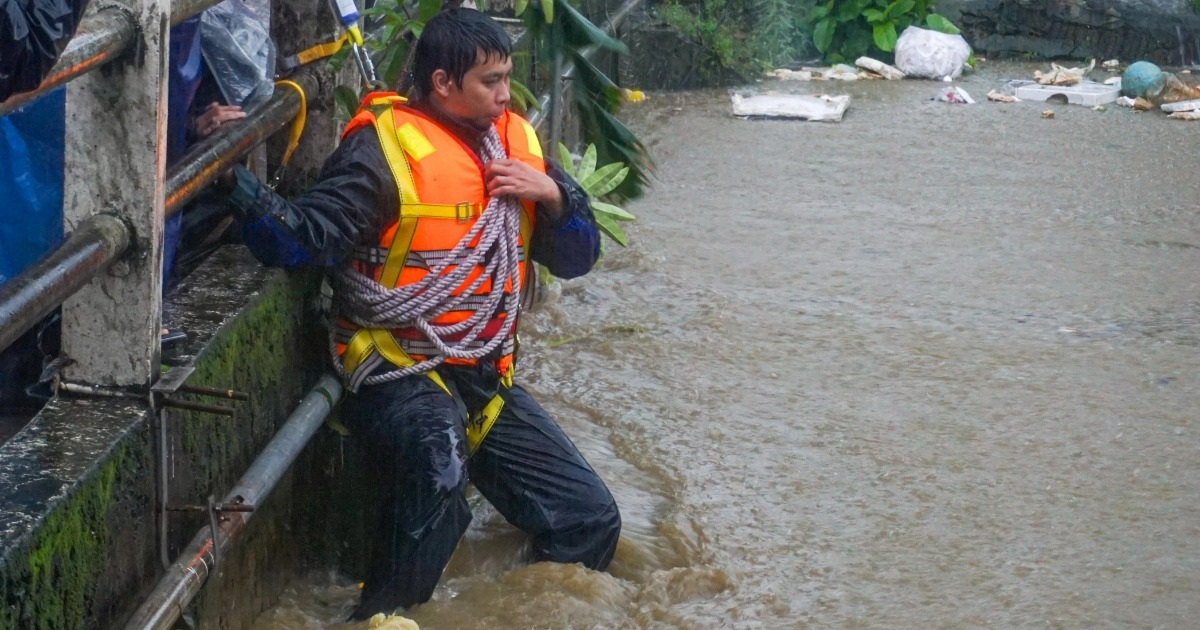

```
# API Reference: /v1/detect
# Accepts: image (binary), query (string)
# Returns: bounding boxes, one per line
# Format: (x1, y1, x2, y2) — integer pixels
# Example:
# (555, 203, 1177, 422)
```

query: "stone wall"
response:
(937, 0, 1200, 65)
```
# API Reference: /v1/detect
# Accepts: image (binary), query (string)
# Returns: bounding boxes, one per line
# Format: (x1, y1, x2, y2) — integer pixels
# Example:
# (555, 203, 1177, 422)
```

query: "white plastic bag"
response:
(893, 26, 971, 80)
(200, 0, 275, 109)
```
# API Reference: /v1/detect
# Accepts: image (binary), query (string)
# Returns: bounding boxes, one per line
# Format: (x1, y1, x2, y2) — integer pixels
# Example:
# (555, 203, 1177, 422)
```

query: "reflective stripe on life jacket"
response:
(332, 93, 541, 392)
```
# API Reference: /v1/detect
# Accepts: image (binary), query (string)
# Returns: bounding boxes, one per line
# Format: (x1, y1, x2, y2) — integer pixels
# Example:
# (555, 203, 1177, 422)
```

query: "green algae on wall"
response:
(0, 443, 140, 630)
(178, 272, 320, 494)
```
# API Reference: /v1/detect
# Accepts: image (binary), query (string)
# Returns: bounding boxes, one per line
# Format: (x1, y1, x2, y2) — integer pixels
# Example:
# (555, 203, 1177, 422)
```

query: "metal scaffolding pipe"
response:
(165, 72, 317, 215)
(124, 373, 344, 630)
(0, 0, 227, 118)
(0, 214, 129, 353)
(0, 7, 134, 117)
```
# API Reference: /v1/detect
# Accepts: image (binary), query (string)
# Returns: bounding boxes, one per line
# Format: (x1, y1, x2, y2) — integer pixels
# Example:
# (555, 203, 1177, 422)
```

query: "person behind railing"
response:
(0, 0, 89, 103)
(0, 5, 261, 415)
(220, 8, 621, 619)
(0, 88, 66, 419)
(167, 0, 275, 289)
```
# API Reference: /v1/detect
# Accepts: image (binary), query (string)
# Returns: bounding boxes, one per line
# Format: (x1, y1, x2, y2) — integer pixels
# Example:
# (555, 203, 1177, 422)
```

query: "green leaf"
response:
(558, 1, 627, 53)
(540, 0, 554, 23)
(592, 200, 636, 221)
(925, 13, 961, 34)
(836, 0, 870, 21)
(418, 0, 442, 21)
(813, 18, 835, 52)
(888, 0, 915, 18)
(556, 142, 576, 179)
(577, 144, 598, 182)
(332, 85, 361, 123)
(509, 77, 538, 113)
(809, 4, 829, 20)
(872, 22, 898, 51)
(862, 8, 885, 22)
(594, 214, 629, 247)
(326, 44, 353, 72)
(515, 0, 528, 15)
(581, 163, 628, 198)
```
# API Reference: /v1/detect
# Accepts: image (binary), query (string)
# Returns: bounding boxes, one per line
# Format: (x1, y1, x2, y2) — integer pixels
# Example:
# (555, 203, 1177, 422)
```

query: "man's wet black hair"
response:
(412, 8, 511, 99)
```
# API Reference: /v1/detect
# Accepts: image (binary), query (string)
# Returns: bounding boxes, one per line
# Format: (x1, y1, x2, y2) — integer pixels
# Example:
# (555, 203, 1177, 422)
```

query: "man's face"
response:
(438, 51, 512, 129)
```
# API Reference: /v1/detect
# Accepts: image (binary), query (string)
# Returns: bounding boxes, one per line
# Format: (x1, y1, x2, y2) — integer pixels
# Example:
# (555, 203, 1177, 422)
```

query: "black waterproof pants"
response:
(343, 367, 621, 619)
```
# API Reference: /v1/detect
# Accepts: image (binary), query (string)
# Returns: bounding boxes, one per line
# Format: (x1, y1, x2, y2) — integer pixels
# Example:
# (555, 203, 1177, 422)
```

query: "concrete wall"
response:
(0, 247, 324, 629)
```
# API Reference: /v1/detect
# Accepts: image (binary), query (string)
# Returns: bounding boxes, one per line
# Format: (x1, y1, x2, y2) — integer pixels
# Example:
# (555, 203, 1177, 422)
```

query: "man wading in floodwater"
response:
(221, 8, 620, 619)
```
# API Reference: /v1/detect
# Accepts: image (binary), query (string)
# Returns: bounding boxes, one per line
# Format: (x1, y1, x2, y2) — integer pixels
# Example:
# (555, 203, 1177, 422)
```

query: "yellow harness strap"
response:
(278, 35, 348, 73)
(334, 103, 526, 450)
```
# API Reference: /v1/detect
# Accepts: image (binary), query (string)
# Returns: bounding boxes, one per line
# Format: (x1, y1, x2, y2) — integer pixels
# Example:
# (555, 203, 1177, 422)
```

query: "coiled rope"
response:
(329, 126, 523, 386)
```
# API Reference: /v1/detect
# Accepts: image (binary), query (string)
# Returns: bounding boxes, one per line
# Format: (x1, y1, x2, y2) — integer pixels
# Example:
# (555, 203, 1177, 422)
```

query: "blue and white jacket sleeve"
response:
(530, 160, 601, 280)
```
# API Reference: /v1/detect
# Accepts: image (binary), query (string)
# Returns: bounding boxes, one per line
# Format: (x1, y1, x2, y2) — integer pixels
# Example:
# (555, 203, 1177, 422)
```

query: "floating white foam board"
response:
(730, 94, 850, 122)
(1012, 82, 1120, 106)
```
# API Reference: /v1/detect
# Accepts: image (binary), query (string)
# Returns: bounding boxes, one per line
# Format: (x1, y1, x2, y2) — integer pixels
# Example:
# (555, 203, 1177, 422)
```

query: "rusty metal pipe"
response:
(0, 0, 228, 117)
(0, 214, 129, 353)
(124, 373, 343, 630)
(165, 72, 317, 215)
(0, 7, 134, 117)
(0, 73, 313, 355)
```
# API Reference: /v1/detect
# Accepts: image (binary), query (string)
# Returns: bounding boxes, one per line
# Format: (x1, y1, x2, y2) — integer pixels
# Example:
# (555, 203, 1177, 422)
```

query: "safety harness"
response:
(328, 95, 539, 452)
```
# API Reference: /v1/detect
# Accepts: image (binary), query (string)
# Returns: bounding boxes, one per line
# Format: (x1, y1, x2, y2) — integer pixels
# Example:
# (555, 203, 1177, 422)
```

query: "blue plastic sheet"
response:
(0, 88, 65, 287)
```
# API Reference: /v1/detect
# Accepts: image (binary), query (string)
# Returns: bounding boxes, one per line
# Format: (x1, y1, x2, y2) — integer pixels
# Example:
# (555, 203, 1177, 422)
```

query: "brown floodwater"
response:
(255, 63, 1200, 628)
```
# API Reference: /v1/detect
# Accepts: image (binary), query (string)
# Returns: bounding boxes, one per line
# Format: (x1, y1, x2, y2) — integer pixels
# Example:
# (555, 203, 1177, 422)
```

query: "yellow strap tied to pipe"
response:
(267, 80, 307, 189)
(293, 34, 348, 67)
(274, 79, 307, 169)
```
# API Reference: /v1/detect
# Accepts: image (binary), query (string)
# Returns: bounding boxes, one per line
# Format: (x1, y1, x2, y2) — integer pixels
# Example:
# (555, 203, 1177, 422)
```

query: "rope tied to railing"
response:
(329, 125, 523, 386)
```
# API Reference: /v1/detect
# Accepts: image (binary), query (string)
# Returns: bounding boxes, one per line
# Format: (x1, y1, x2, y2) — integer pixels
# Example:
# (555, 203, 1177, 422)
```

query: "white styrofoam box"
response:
(1012, 82, 1121, 106)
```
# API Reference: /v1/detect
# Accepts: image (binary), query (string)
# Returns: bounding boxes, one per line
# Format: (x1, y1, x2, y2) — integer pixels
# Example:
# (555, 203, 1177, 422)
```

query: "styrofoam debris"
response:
(855, 56, 905, 80)
(1034, 60, 1096, 86)
(986, 89, 1019, 103)
(800, 65, 861, 81)
(1160, 98, 1200, 112)
(937, 86, 975, 104)
(1116, 96, 1137, 107)
(1013, 81, 1119, 106)
(730, 93, 851, 122)
(1168, 110, 1200, 120)
(765, 69, 813, 81)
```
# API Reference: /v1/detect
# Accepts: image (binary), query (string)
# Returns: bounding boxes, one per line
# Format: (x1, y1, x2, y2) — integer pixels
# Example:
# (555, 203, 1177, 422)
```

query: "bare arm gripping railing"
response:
(124, 373, 344, 630)
(0, 0, 228, 118)
(0, 70, 318, 355)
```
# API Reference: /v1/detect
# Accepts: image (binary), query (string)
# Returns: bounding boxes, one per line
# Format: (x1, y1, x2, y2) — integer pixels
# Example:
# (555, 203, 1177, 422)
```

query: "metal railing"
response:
(0, 0, 314, 358)
(0, 0, 229, 118)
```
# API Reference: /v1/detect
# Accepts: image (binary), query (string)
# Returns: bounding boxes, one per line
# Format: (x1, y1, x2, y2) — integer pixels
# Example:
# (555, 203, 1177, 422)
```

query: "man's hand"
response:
(484, 159, 563, 217)
(195, 102, 246, 138)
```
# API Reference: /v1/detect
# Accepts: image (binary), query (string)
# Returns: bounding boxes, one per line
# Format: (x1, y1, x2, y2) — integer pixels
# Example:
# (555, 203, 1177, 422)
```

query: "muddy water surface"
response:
(256, 64, 1200, 628)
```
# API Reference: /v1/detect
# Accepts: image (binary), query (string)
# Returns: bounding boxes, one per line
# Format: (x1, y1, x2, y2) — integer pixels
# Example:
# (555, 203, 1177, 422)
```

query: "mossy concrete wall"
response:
(0, 246, 333, 629)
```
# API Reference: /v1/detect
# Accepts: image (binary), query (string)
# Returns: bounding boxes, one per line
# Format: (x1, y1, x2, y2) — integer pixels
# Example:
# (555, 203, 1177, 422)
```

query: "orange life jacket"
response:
(332, 93, 542, 391)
